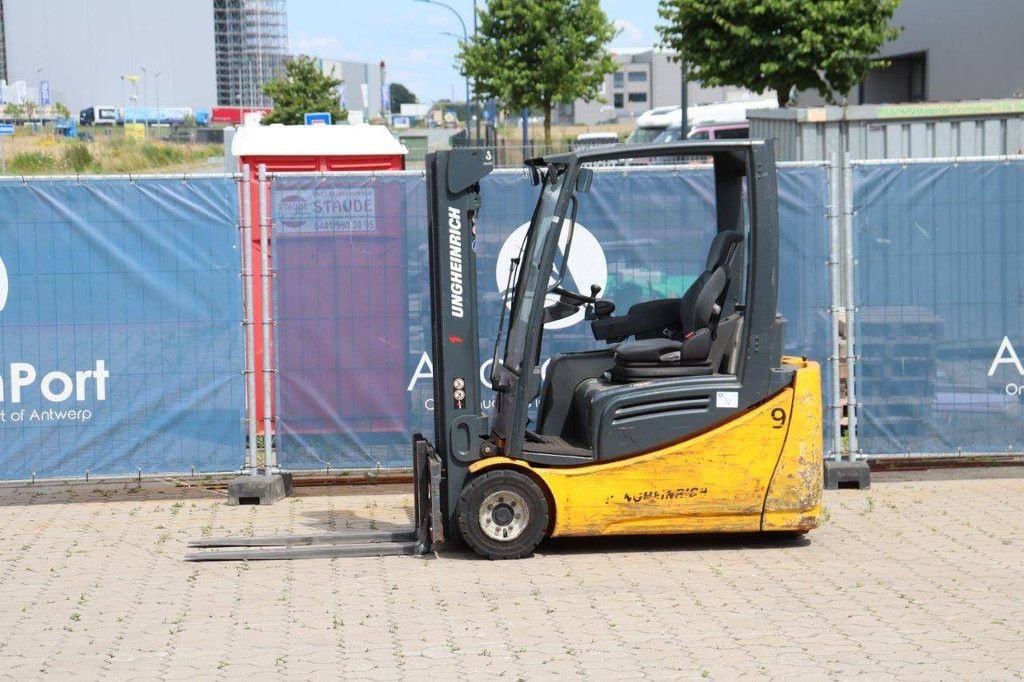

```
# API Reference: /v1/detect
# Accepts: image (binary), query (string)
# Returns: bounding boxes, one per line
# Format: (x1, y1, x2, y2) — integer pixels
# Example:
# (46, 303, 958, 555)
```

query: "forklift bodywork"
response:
(188, 140, 822, 561)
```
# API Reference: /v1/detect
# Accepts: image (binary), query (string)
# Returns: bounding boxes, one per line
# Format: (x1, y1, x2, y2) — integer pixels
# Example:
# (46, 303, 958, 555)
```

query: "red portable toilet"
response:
(232, 124, 409, 439)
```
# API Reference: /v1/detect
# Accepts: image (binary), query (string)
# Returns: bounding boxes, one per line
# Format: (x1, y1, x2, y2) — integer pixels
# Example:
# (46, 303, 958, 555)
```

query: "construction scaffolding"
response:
(214, 0, 288, 108)
(0, 0, 8, 84)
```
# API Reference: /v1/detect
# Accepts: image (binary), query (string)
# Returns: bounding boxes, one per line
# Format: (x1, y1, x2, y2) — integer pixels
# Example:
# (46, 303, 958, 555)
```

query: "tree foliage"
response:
(458, 0, 618, 144)
(3, 102, 24, 119)
(656, 0, 902, 106)
(52, 102, 71, 119)
(389, 83, 418, 114)
(261, 55, 348, 125)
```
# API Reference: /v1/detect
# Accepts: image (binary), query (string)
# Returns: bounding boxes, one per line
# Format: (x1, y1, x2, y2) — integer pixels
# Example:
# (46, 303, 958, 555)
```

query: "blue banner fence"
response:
(268, 165, 836, 470)
(3, 157, 1022, 480)
(851, 157, 1024, 457)
(0, 175, 246, 480)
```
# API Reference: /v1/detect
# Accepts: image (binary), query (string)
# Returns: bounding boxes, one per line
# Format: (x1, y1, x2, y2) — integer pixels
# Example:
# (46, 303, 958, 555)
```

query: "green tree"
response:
(3, 102, 23, 120)
(52, 102, 71, 119)
(656, 0, 902, 107)
(389, 83, 418, 114)
(261, 55, 348, 125)
(22, 100, 37, 122)
(458, 0, 618, 145)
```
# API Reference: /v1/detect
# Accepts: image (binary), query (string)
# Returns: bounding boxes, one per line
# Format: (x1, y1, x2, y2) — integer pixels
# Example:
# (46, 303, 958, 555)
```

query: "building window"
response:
(613, 72, 624, 88)
(628, 71, 647, 82)
(859, 51, 927, 104)
(628, 92, 647, 103)
(614, 93, 624, 108)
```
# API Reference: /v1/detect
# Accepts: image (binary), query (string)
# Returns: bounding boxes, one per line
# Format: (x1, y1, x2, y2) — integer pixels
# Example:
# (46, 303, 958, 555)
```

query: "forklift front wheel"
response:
(457, 470, 550, 560)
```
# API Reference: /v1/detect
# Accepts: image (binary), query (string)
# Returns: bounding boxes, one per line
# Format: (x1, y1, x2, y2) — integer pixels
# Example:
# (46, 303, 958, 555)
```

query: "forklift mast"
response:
(424, 148, 495, 533)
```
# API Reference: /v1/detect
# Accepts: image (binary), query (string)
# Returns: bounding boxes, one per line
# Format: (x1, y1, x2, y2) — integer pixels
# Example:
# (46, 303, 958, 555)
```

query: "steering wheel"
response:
(551, 286, 597, 306)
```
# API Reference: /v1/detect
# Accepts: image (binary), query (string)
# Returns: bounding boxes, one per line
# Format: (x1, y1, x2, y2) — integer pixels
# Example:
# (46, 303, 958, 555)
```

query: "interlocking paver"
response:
(1, 474, 1023, 678)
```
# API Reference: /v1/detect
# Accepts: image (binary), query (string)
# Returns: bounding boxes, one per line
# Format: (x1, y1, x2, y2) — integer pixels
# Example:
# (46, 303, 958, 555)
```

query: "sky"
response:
(287, 1, 662, 104)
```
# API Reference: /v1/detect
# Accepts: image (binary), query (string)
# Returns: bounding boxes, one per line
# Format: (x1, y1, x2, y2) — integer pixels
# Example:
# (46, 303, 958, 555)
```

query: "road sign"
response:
(0, 124, 15, 136)
(304, 112, 332, 126)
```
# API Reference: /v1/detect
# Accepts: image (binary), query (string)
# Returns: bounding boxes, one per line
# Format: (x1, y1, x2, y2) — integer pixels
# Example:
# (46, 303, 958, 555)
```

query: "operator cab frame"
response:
(487, 140, 790, 464)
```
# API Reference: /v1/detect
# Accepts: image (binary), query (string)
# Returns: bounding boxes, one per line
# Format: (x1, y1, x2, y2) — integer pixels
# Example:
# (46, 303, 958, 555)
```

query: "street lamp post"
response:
(415, 0, 471, 145)
(35, 68, 42, 127)
(473, 0, 480, 145)
(121, 74, 140, 129)
(154, 73, 161, 125)
(140, 66, 148, 127)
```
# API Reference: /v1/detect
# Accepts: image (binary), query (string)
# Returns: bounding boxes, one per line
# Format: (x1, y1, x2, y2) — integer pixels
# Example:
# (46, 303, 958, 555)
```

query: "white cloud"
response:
(613, 18, 644, 44)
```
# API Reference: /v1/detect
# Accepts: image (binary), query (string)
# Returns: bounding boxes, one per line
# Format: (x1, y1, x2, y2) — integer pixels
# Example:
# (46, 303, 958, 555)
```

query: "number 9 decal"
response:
(771, 408, 787, 429)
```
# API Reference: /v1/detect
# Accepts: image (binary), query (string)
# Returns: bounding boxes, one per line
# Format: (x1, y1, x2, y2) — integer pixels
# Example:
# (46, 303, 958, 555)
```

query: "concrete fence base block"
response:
(227, 472, 293, 505)
(824, 460, 871, 490)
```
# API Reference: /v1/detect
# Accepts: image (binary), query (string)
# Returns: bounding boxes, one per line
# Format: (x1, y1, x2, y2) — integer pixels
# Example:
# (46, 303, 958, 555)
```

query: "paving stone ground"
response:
(0, 472, 1022, 680)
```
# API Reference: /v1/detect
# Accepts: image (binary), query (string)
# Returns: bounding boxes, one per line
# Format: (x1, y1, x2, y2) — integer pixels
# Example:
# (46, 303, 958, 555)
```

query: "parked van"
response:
(653, 121, 752, 144)
(625, 106, 683, 144)
(688, 98, 777, 128)
(628, 98, 776, 145)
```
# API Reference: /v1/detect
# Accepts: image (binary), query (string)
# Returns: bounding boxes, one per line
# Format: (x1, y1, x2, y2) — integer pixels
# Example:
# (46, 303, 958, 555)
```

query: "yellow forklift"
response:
(188, 140, 822, 561)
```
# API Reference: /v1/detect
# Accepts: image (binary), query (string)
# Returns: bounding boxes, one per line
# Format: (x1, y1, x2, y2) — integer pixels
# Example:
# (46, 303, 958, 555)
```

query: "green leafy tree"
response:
(261, 55, 348, 125)
(3, 102, 23, 120)
(52, 102, 71, 119)
(22, 100, 38, 122)
(458, 0, 618, 145)
(389, 83, 418, 114)
(656, 0, 902, 107)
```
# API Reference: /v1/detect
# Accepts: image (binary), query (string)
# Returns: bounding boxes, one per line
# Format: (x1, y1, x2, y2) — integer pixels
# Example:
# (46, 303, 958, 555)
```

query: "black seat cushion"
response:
(590, 230, 743, 344)
(609, 361, 713, 381)
(613, 330, 711, 365)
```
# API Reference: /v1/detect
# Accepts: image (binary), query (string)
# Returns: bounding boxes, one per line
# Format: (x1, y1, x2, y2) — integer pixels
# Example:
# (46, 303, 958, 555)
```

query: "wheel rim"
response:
(478, 490, 530, 542)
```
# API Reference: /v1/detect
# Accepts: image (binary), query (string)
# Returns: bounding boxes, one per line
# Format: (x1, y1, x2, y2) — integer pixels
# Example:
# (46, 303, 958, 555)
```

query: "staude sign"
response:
(278, 188, 377, 233)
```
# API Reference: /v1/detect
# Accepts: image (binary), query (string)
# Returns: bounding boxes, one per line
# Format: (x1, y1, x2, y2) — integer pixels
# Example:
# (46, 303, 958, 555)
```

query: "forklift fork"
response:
(184, 435, 443, 562)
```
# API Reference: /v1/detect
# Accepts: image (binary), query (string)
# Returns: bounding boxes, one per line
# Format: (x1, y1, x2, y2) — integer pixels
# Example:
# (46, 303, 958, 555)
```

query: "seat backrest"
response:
(678, 231, 743, 335)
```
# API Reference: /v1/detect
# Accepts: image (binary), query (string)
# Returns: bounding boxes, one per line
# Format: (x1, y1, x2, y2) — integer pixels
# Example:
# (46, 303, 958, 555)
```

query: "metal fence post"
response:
(842, 158, 860, 457)
(258, 164, 275, 472)
(240, 165, 259, 473)
(826, 162, 843, 461)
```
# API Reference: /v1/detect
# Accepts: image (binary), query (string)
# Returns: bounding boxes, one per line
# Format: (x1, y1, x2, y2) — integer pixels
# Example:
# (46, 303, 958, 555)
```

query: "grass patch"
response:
(11, 151, 56, 173)
(3, 132, 220, 175)
(140, 142, 185, 165)
(62, 143, 97, 172)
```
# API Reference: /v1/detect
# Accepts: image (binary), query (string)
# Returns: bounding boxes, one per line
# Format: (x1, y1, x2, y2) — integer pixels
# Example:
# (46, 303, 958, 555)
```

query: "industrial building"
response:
(0, 0, 287, 111)
(573, 0, 1023, 124)
(797, 0, 1024, 105)
(315, 58, 385, 122)
(859, 0, 1022, 103)
(570, 48, 763, 126)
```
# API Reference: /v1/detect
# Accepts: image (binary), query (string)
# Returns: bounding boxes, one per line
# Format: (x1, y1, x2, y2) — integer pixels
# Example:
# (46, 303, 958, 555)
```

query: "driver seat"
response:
(609, 250, 733, 381)
(590, 230, 743, 343)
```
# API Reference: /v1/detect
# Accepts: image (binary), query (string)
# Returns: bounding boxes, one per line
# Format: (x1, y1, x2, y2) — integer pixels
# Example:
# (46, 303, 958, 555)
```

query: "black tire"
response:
(456, 469, 550, 560)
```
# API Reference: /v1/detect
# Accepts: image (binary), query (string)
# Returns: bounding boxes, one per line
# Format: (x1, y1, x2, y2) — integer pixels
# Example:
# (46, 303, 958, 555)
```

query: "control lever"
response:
(584, 284, 615, 321)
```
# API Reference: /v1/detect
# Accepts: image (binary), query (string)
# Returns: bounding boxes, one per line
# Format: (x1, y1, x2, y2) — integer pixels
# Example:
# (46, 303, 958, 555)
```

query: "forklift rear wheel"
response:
(457, 470, 549, 560)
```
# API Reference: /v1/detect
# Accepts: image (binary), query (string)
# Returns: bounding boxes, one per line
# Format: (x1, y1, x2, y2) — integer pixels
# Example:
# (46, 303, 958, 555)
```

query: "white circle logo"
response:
(495, 222, 607, 330)
(0, 255, 8, 312)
